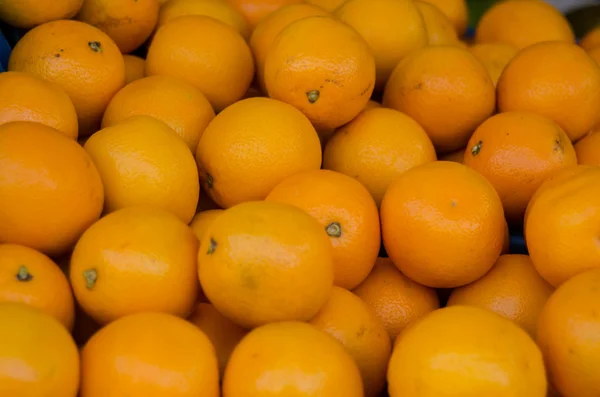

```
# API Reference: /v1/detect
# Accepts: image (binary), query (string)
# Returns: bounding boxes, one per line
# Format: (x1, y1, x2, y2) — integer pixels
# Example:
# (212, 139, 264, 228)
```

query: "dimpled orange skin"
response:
(0, 302, 80, 397)
(223, 321, 364, 397)
(464, 111, 577, 224)
(420, 0, 468, 36)
(225, 0, 303, 29)
(524, 165, 600, 287)
(8, 20, 125, 136)
(497, 42, 600, 143)
(0, 71, 78, 139)
(146, 15, 254, 112)
(380, 161, 505, 288)
(264, 16, 376, 130)
(123, 55, 145, 85)
(352, 257, 439, 342)
(0, 0, 83, 28)
(415, 1, 460, 47)
(581, 26, 600, 50)
(0, 122, 104, 256)
(198, 201, 334, 329)
(102, 75, 215, 152)
(383, 46, 495, 154)
(80, 312, 219, 397)
(250, 3, 329, 93)
(189, 210, 224, 242)
(334, 0, 428, 92)
(537, 269, 600, 397)
(575, 126, 600, 166)
(195, 97, 322, 209)
(468, 43, 518, 86)
(323, 107, 437, 206)
(388, 306, 547, 397)
(70, 206, 199, 325)
(475, 0, 574, 50)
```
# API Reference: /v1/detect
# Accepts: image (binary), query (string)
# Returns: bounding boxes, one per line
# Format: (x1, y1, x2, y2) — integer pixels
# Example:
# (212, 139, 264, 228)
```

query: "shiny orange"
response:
(383, 46, 495, 153)
(380, 161, 505, 288)
(323, 107, 437, 206)
(415, 1, 460, 46)
(574, 125, 600, 166)
(580, 26, 600, 50)
(420, 0, 468, 36)
(524, 165, 600, 287)
(146, 15, 254, 111)
(468, 43, 518, 86)
(0, 122, 104, 256)
(264, 16, 376, 130)
(123, 55, 146, 85)
(587, 45, 600, 66)
(223, 321, 363, 397)
(80, 312, 219, 396)
(70, 206, 199, 324)
(225, 0, 303, 29)
(189, 209, 224, 242)
(198, 201, 334, 328)
(0, 0, 83, 28)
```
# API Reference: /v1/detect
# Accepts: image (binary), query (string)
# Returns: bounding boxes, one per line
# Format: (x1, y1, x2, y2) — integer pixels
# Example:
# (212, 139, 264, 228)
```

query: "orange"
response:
(498, 42, 600, 143)
(102, 75, 215, 151)
(264, 16, 376, 130)
(310, 287, 391, 397)
(123, 54, 146, 85)
(447, 254, 554, 336)
(146, 15, 254, 112)
(0, 71, 78, 139)
(80, 312, 219, 397)
(524, 165, 600, 287)
(580, 26, 600, 50)
(415, 1, 460, 46)
(388, 306, 547, 397)
(70, 206, 199, 324)
(439, 147, 465, 163)
(464, 111, 577, 224)
(266, 170, 379, 289)
(0, 122, 103, 256)
(537, 269, 600, 397)
(304, 0, 344, 11)
(587, 45, 600, 66)
(225, 0, 303, 29)
(352, 257, 439, 342)
(158, 0, 249, 39)
(420, 0, 468, 36)
(195, 97, 321, 208)
(0, 302, 80, 396)
(0, 244, 74, 330)
(190, 209, 224, 242)
(323, 107, 437, 206)
(84, 116, 199, 223)
(223, 321, 363, 396)
(383, 46, 495, 154)
(0, 0, 83, 28)
(475, 0, 574, 50)
(574, 125, 600, 166)
(76, 0, 159, 54)
(468, 43, 518, 86)
(188, 302, 247, 377)
(9, 20, 125, 136)
(334, 0, 426, 92)
(380, 161, 505, 288)
(198, 201, 334, 328)
(250, 3, 329, 92)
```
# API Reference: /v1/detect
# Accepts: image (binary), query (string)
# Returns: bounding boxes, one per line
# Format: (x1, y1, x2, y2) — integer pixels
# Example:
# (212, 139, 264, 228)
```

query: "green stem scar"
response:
(307, 90, 320, 104)
(83, 269, 98, 289)
(88, 41, 103, 53)
(471, 140, 483, 156)
(207, 238, 218, 254)
(206, 173, 214, 189)
(326, 222, 342, 238)
(16, 265, 33, 282)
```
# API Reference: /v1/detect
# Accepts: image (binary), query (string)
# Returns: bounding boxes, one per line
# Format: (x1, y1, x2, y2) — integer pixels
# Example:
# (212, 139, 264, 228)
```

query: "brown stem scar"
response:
(88, 41, 103, 53)
(326, 222, 342, 238)
(207, 238, 218, 254)
(471, 141, 483, 156)
(307, 90, 320, 104)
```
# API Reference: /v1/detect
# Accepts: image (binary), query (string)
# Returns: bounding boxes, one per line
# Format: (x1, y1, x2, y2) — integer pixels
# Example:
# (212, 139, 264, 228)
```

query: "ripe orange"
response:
(85, 116, 199, 223)
(334, 0, 427, 91)
(524, 165, 600, 287)
(380, 161, 505, 288)
(388, 306, 547, 397)
(448, 254, 554, 336)
(76, 0, 159, 54)
(223, 321, 363, 396)
(198, 201, 334, 328)
(383, 46, 495, 153)
(264, 16, 376, 130)
(0, 122, 103, 256)
(304, 0, 345, 12)
(146, 15, 254, 111)
(70, 206, 199, 324)
(574, 126, 600, 166)
(352, 257, 440, 342)
(158, 0, 249, 39)
(415, 1, 460, 46)
(225, 0, 303, 29)
(537, 269, 600, 397)
(0, 0, 83, 28)
(439, 147, 465, 163)
(464, 111, 577, 224)
(8, 20, 125, 135)
(102, 75, 215, 151)
(468, 43, 518, 86)
(80, 312, 219, 397)
(498, 42, 600, 142)
(587, 45, 600, 66)
(581, 26, 600, 50)
(420, 0, 468, 36)
(195, 97, 321, 208)
(123, 54, 146, 85)
(323, 107, 437, 206)
(0, 71, 78, 139)
(190, 209, 224, 242)
(475, 0, 574, 49)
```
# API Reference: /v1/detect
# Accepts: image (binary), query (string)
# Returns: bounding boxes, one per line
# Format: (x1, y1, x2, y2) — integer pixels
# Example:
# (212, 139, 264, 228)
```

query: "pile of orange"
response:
(0, 0, 599, 396)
